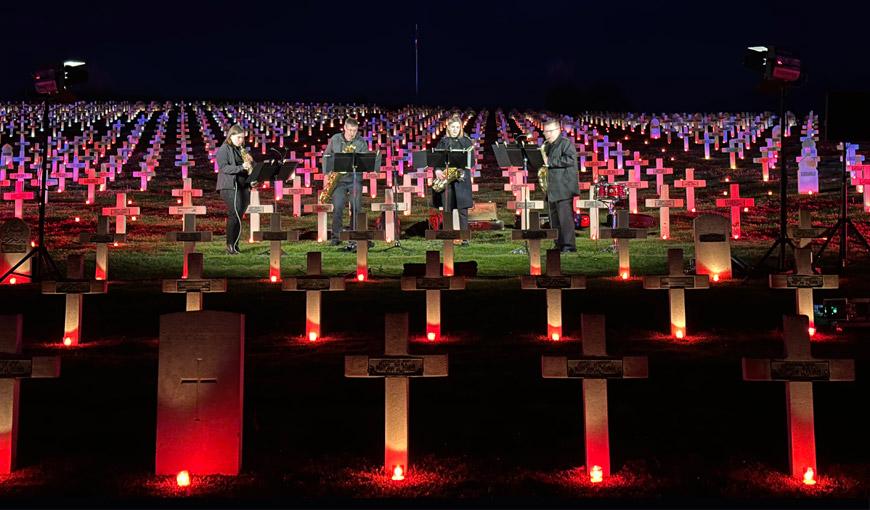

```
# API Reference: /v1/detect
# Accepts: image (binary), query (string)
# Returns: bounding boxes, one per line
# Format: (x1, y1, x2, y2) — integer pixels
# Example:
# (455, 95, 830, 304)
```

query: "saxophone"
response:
(239, 144, 256, 185)
(319, 142, 356, 203)
(537, 142, 549, 194)
(432, 166, 464, 192)
(431, 144, 470, 192)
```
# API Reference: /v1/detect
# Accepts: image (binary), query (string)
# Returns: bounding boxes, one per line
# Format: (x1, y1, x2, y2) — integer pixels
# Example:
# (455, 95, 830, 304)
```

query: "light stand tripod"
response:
(510, 141, 534, 256)
(814, 141, 870, 269)
(753, 84, 795, 273)
(2, 100, 60, 283)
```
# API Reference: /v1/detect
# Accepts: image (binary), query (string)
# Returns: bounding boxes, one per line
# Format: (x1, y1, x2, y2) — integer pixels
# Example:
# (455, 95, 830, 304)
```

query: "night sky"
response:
(3, 0, 868, 113)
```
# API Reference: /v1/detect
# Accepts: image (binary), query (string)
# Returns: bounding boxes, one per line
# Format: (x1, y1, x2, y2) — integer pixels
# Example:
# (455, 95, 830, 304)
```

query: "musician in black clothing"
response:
(322, 118, 368, 245)
(541, 118, 580, 252)
(432, 114, 474, 239)
(215, 124, 254, 255)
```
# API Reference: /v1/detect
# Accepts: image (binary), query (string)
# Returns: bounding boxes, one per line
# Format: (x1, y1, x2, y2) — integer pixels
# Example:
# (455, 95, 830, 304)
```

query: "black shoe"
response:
(460, 240, 469, 247)
(367, 240, 375, 248)
(560, 246, 577, 253)
(329, 238, 341, 246)
(226, 245, 238, 255)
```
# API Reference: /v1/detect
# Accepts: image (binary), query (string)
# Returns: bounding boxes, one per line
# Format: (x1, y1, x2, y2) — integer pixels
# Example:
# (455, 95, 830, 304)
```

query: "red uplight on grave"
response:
(675, 329, 685, 340)
(803, 467, 817, 485)
(62, 337, 73, 346)
(176, 470, 191, 487)
(712, 273, 720, 282)
(9, 277, 16, 285)
(590, 465, 604, 483)
(357, 273, 366, 282)
(620, 271, 629, 280)
(392, 465, 405, 481)
(270, 275, 278, 283)
(808, 327, 816, 337)
(308, 331, 318, 342)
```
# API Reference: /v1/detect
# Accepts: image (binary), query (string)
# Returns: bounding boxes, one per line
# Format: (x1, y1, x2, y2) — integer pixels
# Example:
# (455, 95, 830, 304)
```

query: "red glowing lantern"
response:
(270, 275, 278, 283)
(357, 273, 365, 282)
(590, 465, 604, 483)
(391, 465, 405, 481)
(176, 470, 191, 487)
(803, 467, 817, 485)
(62, 337, 72, 346)
(308, 331, 318, 342)
(426, 332, 436, 342)
(675, 329, 685, 340)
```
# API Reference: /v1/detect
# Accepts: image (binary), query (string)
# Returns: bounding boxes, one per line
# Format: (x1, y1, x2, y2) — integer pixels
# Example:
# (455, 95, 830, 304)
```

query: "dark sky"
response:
(3, 0, 867, 113)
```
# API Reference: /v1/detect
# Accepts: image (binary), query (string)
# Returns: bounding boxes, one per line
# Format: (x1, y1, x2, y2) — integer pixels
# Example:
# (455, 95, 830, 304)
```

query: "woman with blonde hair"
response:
(432, 114, 474, 238)
(215, 124, 253, 255)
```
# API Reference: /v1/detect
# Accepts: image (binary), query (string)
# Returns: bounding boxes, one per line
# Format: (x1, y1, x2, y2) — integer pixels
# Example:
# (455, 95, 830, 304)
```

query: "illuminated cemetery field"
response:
(0, 102, 868, 505)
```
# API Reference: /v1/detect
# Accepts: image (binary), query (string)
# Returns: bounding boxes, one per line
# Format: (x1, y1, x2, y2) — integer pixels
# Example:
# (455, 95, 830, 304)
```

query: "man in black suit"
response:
(541, 119, 580, 252)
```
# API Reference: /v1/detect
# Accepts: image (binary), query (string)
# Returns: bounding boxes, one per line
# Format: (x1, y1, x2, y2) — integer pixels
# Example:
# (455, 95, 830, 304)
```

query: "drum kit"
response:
(592, 177, 628, 253)
(592, 177, 627, 224)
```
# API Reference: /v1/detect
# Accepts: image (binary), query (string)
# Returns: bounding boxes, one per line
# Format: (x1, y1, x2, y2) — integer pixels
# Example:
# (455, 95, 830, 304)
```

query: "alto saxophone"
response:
(319, 142, 356, 203)
(537, 143, 549, 194)
(431, 146, 470, 192)
(432, 166, 464, 192)
(239, 144, 256, 185)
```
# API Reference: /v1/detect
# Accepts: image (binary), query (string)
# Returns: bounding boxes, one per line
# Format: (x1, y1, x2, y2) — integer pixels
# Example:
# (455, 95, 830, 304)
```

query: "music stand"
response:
(331, 151, 381, 238)
(493, 141, 546, 255)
